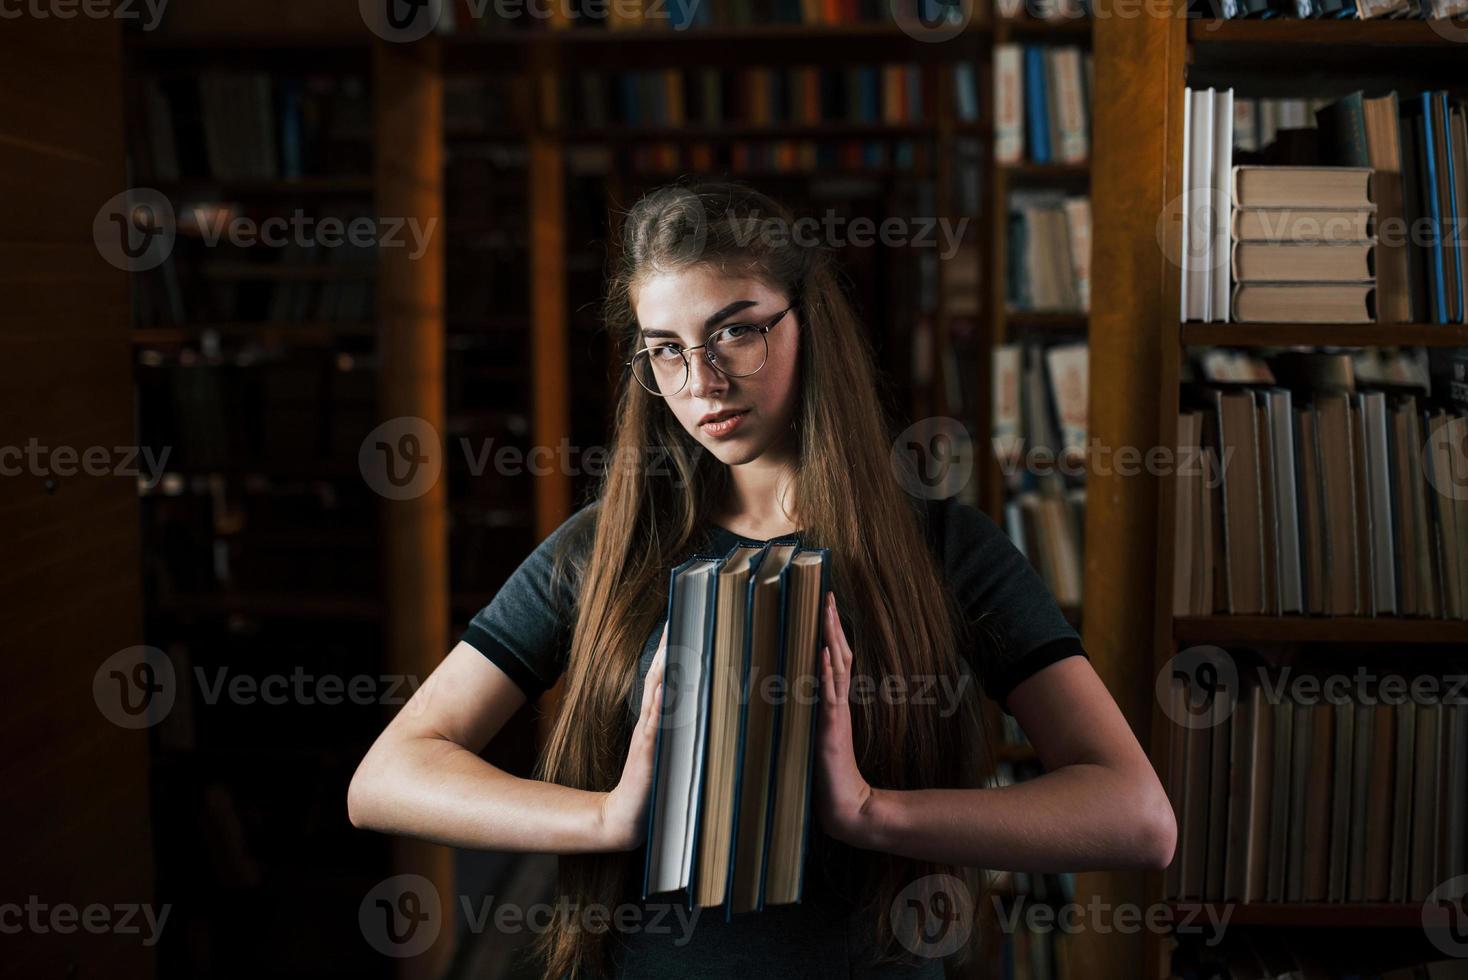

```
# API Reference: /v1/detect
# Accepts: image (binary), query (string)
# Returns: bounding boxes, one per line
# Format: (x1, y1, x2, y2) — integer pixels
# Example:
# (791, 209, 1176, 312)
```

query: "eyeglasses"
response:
(627, 305, 794, 397)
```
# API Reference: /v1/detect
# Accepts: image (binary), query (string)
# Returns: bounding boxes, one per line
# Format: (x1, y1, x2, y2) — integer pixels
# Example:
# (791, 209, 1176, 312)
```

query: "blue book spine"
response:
(1437, 92, 1464, 324)
(1418, 92, 1449, 324)
(1023, 47, 1051, 164)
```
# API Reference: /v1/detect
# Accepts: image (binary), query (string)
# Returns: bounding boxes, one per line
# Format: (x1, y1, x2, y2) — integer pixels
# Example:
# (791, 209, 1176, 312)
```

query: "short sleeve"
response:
(459, 502, 597, 698)
(926, 496, 1089, 715)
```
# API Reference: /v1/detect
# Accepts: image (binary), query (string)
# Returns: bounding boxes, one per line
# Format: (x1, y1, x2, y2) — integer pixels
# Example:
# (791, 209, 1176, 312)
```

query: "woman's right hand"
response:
(597, 622, 668, 851)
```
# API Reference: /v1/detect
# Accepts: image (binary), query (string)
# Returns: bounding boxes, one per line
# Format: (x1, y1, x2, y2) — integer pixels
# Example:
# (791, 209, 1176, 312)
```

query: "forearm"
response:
(855, 763, 1174, 872)
(347, 734, 612, 853)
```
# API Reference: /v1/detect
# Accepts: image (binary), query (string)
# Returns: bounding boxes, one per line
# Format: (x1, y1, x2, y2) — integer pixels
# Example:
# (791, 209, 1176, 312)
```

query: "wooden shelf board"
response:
(157, 177, 374, 196)
(996, 15, 1092, 40)
(1167, 902, 1428, 928)
(156, 593, 383, 621)
(1002, 161, 1090, 183)
(1004, 310, 1089, 332)
(1174, 615, 1468, 645)
(1188, 17, 1468, 47)
(1181, 322, 1468, 348)
(443, 24, 989, 71)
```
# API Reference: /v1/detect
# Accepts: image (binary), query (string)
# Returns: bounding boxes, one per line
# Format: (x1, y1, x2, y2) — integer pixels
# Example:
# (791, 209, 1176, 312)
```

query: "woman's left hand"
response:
(814, 590, 877, 847)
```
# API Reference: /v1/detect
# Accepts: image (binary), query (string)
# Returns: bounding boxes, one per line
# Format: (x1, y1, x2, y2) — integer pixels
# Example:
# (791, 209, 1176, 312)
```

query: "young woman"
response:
(348, 180, 1175, 979)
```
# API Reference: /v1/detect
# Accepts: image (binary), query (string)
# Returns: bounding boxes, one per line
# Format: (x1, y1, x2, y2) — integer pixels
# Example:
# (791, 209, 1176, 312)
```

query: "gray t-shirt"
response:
(460, 496, 1087, 978)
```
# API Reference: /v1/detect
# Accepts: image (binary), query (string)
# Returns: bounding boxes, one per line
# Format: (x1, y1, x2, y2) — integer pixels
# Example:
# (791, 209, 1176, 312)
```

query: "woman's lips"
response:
(700, 410, 749, 438)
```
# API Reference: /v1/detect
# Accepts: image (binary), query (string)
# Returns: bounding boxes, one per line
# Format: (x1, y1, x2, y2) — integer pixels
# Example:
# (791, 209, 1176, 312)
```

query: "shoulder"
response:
(917, 494, 1011, 569)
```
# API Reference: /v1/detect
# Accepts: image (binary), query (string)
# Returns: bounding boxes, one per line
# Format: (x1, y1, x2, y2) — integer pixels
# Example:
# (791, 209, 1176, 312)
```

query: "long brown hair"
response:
(531, 179, 994, 978)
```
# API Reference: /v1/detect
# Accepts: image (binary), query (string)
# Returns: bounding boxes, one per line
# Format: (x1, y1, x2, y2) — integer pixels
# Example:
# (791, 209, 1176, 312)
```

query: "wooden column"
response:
(1077, 6, 1188, 979)
(375, 36, 453, 980)
(0, 15, 153, 980)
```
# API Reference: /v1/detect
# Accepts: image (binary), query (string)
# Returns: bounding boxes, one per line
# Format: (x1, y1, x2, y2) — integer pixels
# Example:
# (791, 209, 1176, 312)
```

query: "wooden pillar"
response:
(1077, 6, 1188, 978)
(374, 36, 453, 980)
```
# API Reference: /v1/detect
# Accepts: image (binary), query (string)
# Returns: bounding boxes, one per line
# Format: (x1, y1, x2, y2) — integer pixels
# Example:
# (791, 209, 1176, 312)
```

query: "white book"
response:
(995, 45, 1024, 165)
(1063, 196, 1092, 312)
(1188, 88, 1216, 323)
(1181, 87, 1193, 320)
(1212, 88, 1234, 323)
(992, 344, 1023, 482)
(1051, 46, 1089, 164)
(1045, 343, 1090, 468)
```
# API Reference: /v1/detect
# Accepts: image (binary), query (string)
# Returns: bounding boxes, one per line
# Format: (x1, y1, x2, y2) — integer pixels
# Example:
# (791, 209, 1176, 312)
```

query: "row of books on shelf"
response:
(1181, 86, 1468, 324)
(992, 341, 1090, 492)
(611, 138, 933, 176)
(433, 0, 935, 32)
(1165, 674, 1468, 906)
(135, 354, 378, 473)
(1200, 0, 1468, 19)
(135, 234, 377, 329)
(1006, 192, 1091, 312)
(993, 45, 1091, 166)
(130, 74, 371, 184)
(527, 64, 930, 131)
(1173, 348, 1468, 619)
(1006, 487, 1085, 607)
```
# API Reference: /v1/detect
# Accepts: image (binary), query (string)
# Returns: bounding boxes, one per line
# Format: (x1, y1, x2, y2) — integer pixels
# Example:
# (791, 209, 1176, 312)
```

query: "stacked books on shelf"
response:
(1173, 348, 1468, 618)
(1163, 671, 1468, 905)
(1195, 0, 1468, 21)
(434, 0, 911, 33)
(1228, 165, 1377, 324)
(994, 43, 1092, 166)
(643, 540, 829, 917)
(1182, 85, 1468, 324)
(992, 342, 1088, 607)
(1006, 192, 1091, 313)
(130, 72, 371, 182)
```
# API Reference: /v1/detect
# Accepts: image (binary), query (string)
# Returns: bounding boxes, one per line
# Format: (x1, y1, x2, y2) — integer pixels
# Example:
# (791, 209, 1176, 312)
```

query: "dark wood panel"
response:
(0, 13, 152, 980)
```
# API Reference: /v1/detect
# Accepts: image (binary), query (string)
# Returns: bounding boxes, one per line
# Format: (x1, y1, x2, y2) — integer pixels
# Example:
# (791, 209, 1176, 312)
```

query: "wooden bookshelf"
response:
(1174, 615, 1468, 646)
(1088, 8, 1468, 978)
(123, 25, 452, 979)
(1181, 321, 1468, 348)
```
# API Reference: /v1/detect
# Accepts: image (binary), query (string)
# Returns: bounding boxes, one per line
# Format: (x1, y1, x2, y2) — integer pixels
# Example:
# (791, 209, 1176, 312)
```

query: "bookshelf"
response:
(1088, 7, 1468, 978)
(981, 8, 1093, 632)
(123, 17, 451, 979)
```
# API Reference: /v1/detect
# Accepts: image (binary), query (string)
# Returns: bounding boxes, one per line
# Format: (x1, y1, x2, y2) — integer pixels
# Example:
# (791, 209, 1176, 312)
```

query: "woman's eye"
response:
(721, 324, 754, 339)
(651, 345, 682, 360)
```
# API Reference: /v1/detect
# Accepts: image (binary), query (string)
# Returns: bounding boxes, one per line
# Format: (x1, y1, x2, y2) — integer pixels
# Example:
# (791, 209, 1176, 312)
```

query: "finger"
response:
(820, 645, 836, 707)
(641, 624, 670, 708)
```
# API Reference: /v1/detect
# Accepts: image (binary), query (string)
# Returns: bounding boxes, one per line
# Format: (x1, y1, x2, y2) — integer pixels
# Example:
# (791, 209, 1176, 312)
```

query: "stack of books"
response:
(1229, 165, 1378, 324)
(643, 539, 830, 917)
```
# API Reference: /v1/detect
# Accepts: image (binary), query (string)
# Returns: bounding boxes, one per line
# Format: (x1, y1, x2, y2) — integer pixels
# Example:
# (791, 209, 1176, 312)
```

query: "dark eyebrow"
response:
(639, 300, 760, 341)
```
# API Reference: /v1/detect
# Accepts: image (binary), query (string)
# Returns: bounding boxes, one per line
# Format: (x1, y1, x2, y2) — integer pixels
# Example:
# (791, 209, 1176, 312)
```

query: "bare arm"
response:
(856, 657, 1177, 872)
(347, 635, 666, 854)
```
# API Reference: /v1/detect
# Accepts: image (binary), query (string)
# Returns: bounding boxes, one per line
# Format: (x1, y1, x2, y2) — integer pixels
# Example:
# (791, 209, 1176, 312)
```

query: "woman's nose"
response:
(686, 352, 727, 398)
